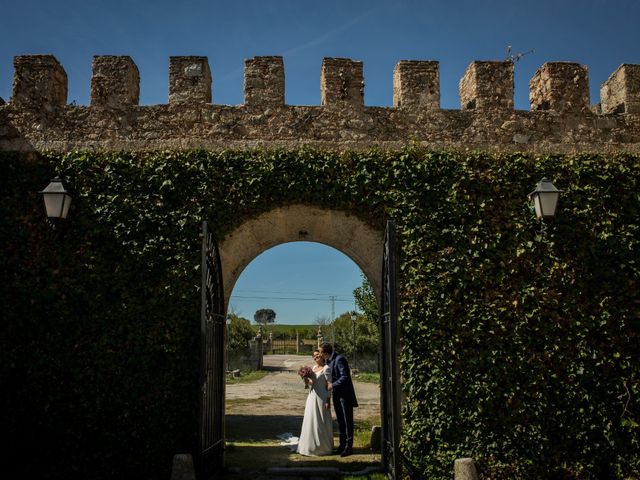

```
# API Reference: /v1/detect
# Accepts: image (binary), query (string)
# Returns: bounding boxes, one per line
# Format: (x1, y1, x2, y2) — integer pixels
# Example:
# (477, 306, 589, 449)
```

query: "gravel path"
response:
(226, 354, 381, 421)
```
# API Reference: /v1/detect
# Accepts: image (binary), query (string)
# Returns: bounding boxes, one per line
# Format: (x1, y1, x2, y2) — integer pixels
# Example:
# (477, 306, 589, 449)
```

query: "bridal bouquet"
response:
(298, 366, 314, 389)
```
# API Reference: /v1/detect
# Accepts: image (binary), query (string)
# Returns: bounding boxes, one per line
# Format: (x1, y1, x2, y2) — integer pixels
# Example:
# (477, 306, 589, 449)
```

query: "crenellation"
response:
(1, 54, 640, 153)
(601, 64, 640, 114)
(90, 56, 140, 108)
(320, 57, 364, 107)
(169, 56, 211, 104)
(244, 56, 285, 107)
(530, 62, 589, 113)
(393, 60, 439, 110)
(459, 61, 513, 111)
(12, 55, 67, 109)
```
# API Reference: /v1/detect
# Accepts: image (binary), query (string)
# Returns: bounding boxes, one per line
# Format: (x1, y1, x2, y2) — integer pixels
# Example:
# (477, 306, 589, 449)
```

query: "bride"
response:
(297, 349, 333, 456)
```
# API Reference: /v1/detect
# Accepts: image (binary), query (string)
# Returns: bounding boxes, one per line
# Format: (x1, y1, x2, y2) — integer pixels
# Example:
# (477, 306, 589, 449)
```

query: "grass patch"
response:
(226, 369, 269, 384)
(354, 416, 380, 449)
(225, 439, 380, 473)
(354, 372, 379, 384)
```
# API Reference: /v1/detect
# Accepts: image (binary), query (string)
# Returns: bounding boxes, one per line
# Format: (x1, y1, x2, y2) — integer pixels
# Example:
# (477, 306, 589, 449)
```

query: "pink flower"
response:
(298, 366, 314, 389)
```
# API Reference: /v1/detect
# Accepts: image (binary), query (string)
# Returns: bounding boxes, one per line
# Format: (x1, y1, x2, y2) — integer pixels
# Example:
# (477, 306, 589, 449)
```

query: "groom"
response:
(320, 342, 358, 457)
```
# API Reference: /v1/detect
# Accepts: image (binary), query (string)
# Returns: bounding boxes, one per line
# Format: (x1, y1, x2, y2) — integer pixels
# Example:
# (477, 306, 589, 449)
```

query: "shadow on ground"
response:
(262, 363, 288, 372)
(225, 414, 381, 477)
(226, 414, 303, 442)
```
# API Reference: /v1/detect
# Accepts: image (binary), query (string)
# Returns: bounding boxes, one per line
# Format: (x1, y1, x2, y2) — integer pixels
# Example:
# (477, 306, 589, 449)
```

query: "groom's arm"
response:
(330, 356, 350, 389)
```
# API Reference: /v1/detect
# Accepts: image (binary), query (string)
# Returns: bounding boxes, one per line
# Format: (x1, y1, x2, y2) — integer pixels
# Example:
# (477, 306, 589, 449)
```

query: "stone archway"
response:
(218, 205, 384, 309)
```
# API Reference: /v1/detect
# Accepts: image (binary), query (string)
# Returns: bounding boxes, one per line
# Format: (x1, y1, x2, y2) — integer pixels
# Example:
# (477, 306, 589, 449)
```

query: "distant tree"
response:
(314, 314, 331, 326)
(254, 308, 276, 326)
(301, 325, 317, 339)
(353, 275, 377, 323)
(227, 313, 254, 351)
(333, 311, 379, 357)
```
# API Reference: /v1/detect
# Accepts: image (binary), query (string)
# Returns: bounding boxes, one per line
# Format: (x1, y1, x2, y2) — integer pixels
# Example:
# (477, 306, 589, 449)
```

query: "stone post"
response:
(170, 454, 195, 480)
(454, 458, 478, 480)
(370, 425, 382, 452)
(317, 326, 323, 348)
(255, 327, 263, 370)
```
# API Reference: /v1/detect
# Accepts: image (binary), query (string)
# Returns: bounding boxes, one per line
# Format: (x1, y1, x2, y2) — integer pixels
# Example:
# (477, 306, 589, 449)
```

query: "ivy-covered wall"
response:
(2, 149, 638, 479)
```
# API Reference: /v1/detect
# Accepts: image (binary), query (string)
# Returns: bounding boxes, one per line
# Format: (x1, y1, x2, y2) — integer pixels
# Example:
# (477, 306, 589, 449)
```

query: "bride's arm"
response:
(323, 366, 332, 404)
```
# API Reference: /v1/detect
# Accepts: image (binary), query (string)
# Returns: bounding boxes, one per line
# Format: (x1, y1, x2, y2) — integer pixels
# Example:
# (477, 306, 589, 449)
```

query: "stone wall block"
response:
(169, 56, 211, 104)
(90, 56, 140, 108)
(459, 61, 514, 110)
(320, 57, 364, 107)
(601, 64, 640, 114)
(393, 60, 439, 110)
(244, 56, 285, 107)
(12, 55, 67, 109)
(530, 62, 589, 113)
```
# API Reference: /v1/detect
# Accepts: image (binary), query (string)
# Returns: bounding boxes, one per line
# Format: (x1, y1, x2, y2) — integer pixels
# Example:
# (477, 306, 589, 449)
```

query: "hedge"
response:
(1, 149, 638, 479)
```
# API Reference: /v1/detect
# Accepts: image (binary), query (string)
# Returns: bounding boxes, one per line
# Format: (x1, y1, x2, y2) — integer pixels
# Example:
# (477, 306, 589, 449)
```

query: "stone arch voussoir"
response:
(219, 205, 384, 310)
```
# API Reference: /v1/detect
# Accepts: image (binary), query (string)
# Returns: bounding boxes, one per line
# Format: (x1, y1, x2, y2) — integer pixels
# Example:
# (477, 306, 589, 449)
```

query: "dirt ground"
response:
(224, 354, 382, 477)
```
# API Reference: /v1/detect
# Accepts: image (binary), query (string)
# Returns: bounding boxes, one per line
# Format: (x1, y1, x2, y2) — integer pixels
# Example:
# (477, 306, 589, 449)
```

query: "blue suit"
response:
(328, 351, 358, 451)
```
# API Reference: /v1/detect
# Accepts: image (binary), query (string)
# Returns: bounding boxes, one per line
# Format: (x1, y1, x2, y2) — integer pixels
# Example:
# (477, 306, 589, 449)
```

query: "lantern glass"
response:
(529, 178, 562, 220)
(43, 193, 64, 218)
(535, 191, 559, 219)
(40, 177, 72, 219)
(61, 195, 72, 218)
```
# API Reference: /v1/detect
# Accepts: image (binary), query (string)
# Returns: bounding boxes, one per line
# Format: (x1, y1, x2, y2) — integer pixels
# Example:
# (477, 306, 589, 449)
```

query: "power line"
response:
(230, 295, 354, 302)
(234, 289, 353, 297)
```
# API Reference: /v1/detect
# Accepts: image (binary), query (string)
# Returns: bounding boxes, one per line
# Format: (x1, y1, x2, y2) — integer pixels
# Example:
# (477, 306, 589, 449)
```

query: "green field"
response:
(251, 324, 317, 332)
(251, 324, 320, 338)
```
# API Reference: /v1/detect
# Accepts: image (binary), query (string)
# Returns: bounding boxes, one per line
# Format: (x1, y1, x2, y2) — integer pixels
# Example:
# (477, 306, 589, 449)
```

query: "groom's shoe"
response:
(332, 447, 344, 455)
(340, 447, 353, 457)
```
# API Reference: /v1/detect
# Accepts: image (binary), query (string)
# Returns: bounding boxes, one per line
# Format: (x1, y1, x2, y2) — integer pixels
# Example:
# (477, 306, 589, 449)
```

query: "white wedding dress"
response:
(296, 365, 333, 456)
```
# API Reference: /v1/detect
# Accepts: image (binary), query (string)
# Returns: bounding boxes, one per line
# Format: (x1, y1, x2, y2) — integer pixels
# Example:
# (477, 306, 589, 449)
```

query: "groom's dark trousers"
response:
(329, 352, 358, 451)
(335, 396, 354, 450)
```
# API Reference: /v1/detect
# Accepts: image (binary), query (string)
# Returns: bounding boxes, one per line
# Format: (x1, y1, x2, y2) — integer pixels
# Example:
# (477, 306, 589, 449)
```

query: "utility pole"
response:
(329, 295, 336, 346)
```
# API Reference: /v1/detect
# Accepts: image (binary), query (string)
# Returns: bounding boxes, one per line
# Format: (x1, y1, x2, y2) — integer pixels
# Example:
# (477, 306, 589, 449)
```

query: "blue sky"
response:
(3, 0, 639, 323)
(229, 243, 362, 325)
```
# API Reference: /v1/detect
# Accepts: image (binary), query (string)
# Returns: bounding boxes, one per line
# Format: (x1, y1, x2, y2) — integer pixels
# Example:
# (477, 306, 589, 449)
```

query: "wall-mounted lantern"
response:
(529, 178, 562, 220)
(40, 177, 72, 220)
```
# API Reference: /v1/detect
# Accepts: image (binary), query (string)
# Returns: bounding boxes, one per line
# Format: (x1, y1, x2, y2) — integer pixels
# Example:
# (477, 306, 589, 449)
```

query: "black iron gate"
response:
(380, 220, 402, 479)
(198, 221, 226, 479)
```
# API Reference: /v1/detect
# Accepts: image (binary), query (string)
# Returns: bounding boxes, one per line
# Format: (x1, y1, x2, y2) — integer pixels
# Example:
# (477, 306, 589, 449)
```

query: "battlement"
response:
(1, 54, 640, 153)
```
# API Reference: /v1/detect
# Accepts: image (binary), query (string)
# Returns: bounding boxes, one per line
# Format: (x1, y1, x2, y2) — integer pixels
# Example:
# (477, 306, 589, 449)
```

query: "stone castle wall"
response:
(1, 54, 639, 153)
